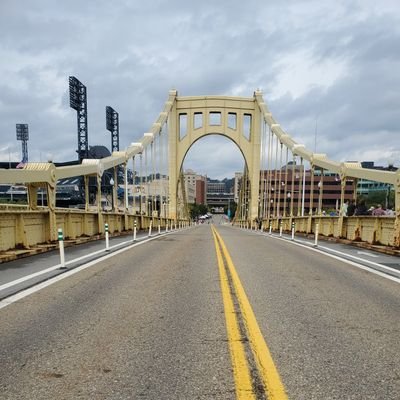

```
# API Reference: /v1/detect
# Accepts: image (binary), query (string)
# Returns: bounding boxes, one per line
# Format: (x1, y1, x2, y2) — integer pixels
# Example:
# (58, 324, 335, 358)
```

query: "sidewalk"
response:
(0, 230, 138, 263)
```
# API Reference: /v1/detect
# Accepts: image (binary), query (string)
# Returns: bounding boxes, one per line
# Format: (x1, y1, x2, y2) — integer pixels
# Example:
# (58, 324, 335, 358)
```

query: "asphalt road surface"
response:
(0, 224, 399, 399)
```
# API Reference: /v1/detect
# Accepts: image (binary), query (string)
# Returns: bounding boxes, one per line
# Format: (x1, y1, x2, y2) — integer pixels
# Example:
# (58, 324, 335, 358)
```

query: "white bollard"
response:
(166, 221, 169, 233)
(314, 223, 319, 247)
(158, 223, 161, 235)
(291, 222, 295, 241)
(105, 223, 110, 251)
(133, 220, 137, 242)
(279, 223, 283, 237)
(269, 223, 272, 235)
(148, 221, 152, 237)
(58, 228, 66, 269)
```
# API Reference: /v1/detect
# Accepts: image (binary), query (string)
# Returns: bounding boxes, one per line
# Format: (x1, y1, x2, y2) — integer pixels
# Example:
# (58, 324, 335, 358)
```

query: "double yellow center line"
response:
(211, 225, 288, 400)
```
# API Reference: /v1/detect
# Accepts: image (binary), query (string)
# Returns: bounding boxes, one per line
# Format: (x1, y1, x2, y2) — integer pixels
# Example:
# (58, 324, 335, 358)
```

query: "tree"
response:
(189, 203, 209, 220)
(363, 190, 395, 209)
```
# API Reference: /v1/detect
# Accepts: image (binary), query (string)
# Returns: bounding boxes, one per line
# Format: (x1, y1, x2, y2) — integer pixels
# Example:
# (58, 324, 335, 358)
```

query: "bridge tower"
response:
(167, 90, 263, 222)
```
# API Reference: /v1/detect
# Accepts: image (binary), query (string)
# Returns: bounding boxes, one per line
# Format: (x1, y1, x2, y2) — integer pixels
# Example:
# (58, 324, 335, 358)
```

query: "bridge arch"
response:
(168, 93, 262, 220)
(179, 133, 248, 177)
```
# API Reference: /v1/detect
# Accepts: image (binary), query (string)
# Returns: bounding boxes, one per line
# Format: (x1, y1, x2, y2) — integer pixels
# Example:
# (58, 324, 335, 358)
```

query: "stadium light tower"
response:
(16, 123, 29, 163)
(69, 76, 88, 162)
(106, 106, 119, 152)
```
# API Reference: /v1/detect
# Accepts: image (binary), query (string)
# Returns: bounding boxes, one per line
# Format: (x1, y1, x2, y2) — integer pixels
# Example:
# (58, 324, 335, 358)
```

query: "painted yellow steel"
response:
(0, 211, 176, 252)
(0, 90, 397, 187)
(262, 215, 396, 247)
(0, 89, 398, 249)
(168, 93, 262, 221)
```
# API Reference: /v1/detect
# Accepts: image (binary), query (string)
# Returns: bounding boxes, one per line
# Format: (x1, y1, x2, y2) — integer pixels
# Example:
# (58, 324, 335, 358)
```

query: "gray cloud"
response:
(0, 0, 399, 179)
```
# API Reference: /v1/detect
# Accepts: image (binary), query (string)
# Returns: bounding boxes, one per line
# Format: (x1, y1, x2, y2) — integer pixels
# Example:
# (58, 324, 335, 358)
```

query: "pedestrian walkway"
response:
(0, 228, 174, 300)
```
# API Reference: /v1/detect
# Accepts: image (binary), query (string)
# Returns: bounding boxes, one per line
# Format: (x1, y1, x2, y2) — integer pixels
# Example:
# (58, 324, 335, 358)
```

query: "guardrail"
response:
(0, 209, 177, 252)
(236, 215, 397, 247)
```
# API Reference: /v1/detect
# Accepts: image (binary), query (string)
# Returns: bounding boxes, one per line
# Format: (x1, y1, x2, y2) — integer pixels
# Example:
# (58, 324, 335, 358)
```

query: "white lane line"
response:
(256, 231, 399, 275)
(0, 229, 182, 300)
(274, 237, 400, 283)
(0, 237, 136, 292)
(235, 227, 400, 284)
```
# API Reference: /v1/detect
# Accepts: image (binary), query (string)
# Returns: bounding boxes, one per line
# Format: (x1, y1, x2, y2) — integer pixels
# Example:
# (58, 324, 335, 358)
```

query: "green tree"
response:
(189, 203, 209, 220)
(363, 190, 395, 209)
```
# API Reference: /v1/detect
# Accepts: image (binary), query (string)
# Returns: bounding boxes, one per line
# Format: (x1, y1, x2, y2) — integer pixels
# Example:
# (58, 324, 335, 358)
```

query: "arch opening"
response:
(179, 134, 248, 220)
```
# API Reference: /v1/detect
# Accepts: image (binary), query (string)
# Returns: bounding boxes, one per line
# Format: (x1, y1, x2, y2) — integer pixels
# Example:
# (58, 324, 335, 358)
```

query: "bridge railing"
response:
(236, 215, 396, 247)
(0, 208, 178, 252)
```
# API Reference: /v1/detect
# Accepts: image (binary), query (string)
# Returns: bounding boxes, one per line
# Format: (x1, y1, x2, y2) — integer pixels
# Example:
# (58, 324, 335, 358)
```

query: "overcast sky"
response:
(1, 0, 399, 179)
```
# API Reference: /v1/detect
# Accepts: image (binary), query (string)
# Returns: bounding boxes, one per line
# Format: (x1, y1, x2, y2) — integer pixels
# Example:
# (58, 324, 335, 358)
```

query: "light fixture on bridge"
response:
(16, 124, 29, 164)
(69, 76, 88, 162)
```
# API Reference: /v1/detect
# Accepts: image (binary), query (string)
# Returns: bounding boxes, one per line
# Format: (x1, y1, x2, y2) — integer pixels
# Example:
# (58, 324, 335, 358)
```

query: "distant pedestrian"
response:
(354, 199, 368, 215)
(347, 201, 356, 216)
(386, 208, 395, 216)
(372, 204, 385, 216)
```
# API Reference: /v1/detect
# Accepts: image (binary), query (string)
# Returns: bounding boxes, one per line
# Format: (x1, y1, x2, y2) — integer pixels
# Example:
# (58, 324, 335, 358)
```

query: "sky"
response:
(0, 0, 399, 180)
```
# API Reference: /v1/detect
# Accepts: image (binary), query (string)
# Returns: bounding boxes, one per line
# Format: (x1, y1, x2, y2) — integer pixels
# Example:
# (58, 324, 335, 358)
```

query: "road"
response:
(0, 224, 399, 399)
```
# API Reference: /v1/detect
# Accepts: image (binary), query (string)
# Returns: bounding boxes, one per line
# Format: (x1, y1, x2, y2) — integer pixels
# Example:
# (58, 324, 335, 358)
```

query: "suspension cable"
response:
(273, 133, 279, 217)
(132, 155, 136, 214)
(277, 142, 283, 217)
(139, 153, 143, 216)
(266, 125, 273, 220)
(283, 146, 289, 217)
(290, 152, 295, 217)
(298, 157, 304, 217)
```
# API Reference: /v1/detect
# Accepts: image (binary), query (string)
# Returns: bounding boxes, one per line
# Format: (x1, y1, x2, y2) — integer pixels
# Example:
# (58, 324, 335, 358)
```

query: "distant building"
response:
(256, 167, 356, 215)
(207, 182, 226, 194)
(357, 161, 396, 196)
(195, 175, 207, 205)
(206, 179, 234, 212)
(183, 169, 207, 204)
